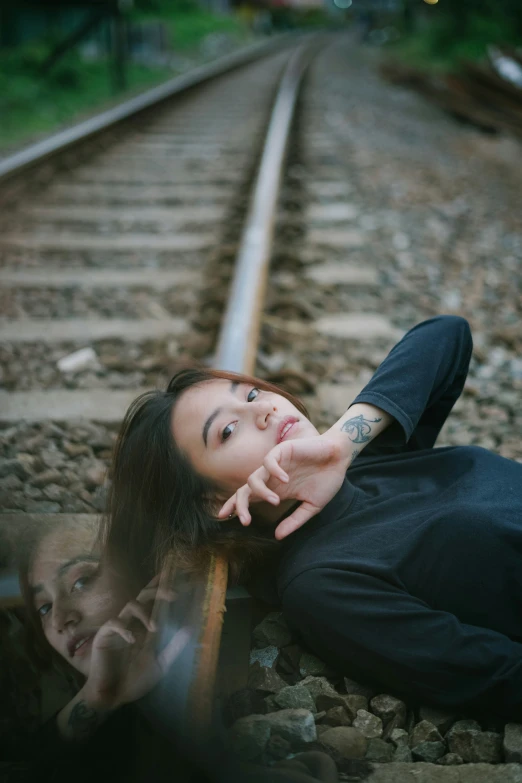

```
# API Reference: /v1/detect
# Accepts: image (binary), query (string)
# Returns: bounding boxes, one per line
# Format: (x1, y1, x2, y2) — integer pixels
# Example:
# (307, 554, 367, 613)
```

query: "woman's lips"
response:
(68, 635, 94, 658)
(278, 417, 299, 443)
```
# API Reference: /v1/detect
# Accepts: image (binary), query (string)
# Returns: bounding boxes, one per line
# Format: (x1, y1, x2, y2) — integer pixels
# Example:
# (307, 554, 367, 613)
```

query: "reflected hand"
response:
(83, 575, 189, 710)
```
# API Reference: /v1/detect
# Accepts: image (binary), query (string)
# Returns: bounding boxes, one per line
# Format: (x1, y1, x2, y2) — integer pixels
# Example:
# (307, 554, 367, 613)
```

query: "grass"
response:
(0, 8, 250, 154)
(386, 13, 521, 72)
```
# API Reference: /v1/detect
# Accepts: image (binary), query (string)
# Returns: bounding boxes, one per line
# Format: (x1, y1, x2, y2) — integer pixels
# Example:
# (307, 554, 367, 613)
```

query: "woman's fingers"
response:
(234, 485, 252, 526)
(137, 585, 176, 605)
(96, 617, 136, 646)
(217, 494, 237, 519)
(274, 501, 320, 541)
(263, 449, 289, 484)
(248, 467, 280, 506)
(119, 599, 156, 633)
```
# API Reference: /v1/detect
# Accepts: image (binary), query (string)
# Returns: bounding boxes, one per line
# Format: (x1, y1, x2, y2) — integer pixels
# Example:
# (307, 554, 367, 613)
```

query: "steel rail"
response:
(151, 40, 319, 742)
(0, 35, 319, 752)
(0, 35, 295, 184)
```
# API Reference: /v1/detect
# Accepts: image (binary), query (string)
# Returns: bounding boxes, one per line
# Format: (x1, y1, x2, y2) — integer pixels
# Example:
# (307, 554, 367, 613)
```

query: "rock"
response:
(412, 740, 446, 762)
(447, 723, 503, 763)
(0, 458, 31, 481)
(43, 484, 66, 502)
(40, 449, 65, 470)
(274, 685, 316, 714)
(57, 347, 99, 373)
(265, 734, 291, 761)
(343, 694, 368, 720)
(343, 677, 375, 700)
(365, 738, 394, 762)
(25, 500, 61, 513)
(229, 715, 270, 761)
(263, 695, 279, 713)
(263, 709, 316, 745)
(249, 645, 279, 669)
(504, 723, 522, 763)
(278, 644, 303, 674)
(224, 688, 268, 726)
(63, 441, 92, 458)
(410, 720, 444, 747)
(389, 728, 409, 747)
(0, 474, 23, 492)
(418, 705, 457, 735)
(252, 612, 292, 649)
(353, 709, 383, 739)
(248, 662, 287, 694)
(300, 676, 346, 711)
(437, 752, 464, 765)
(299, 651, 335, 678)
(30, 469, 64, 488)
(83, 460, 107, 489)
(320, 706, 352, 727)
(319, 726, 368, 761)
(393, 744, 413, 762)
(370, 694, 406, 728)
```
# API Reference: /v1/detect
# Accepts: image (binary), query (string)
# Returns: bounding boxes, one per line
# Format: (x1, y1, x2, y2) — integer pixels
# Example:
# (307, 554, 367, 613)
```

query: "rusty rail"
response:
(152, 41, 318, 739)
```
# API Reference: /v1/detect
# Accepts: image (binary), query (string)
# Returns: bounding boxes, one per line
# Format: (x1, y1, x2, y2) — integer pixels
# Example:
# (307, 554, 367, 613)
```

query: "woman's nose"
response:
(52, 600, 80, 633)
(253, 400, 276, 429)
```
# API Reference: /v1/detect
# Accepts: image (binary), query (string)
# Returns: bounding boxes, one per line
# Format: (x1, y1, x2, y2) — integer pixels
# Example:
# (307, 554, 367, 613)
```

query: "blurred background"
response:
(1, 0, 521, 156)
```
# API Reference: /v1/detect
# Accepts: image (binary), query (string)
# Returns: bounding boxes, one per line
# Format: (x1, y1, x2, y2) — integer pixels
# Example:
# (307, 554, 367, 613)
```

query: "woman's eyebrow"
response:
(57, 555, 99, 577)
(202, 381, 239, 447)
(30, 555, 99, 597)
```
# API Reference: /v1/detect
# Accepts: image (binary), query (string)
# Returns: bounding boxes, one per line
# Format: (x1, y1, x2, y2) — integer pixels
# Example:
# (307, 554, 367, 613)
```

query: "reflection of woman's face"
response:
(29, 526, 130, 677)
(172, 379, 319, 498)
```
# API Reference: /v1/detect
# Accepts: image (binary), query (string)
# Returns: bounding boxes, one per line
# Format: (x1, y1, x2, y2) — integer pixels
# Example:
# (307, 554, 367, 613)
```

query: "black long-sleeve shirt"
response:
(278, 315, 522, 721)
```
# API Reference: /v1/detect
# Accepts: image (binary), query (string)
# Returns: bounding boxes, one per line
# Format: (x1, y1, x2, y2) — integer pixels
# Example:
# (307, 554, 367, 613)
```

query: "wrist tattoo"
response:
(68, 700, 100, 740)
(341, 414, 382, 444)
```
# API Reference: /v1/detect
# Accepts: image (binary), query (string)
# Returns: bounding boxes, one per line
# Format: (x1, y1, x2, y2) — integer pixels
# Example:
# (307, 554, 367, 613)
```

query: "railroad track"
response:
(0, 30, 318, 757)
(2, 32, 522, 782)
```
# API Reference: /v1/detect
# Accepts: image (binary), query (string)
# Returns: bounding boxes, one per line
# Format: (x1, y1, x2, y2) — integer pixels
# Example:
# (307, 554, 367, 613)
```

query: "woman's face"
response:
(171, 379, 319, 498)
(29, 526, 130, 677)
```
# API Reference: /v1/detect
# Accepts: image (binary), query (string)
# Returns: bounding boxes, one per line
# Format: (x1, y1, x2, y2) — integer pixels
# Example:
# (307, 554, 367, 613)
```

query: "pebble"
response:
(273, 685, 316, 714)
(252, 613, 292, 650)
(410, 720, 444, 747)
(319, 726, 368, 761)
(412, 740, 446, 762)
(365, 737, 394, 762)
(503, 724, 522, 763)
(351, 709, 382, 740)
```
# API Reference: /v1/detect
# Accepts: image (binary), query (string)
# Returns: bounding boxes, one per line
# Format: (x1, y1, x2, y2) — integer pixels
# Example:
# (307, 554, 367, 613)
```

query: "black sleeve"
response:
(283, 568, 522, 722)
(349, 315, 473, 457)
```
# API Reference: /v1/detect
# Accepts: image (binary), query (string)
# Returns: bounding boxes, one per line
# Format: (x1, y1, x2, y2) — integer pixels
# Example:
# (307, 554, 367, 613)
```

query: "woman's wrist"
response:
(56, 685, 116, 742)
(323, 402, 394, 464)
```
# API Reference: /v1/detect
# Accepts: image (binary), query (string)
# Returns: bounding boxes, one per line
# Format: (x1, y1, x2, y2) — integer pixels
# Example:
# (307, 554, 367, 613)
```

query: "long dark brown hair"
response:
(101, 367, 309, 586)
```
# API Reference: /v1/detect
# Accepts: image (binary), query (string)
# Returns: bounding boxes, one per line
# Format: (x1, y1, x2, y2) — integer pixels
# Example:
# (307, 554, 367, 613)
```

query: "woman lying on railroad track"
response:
(103, 314, 522, 724)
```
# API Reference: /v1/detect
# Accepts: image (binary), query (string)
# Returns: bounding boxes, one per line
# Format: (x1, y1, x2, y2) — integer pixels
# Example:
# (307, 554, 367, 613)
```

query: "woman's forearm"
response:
(323, 402, 394, 464)
(56, 686, 114, 742)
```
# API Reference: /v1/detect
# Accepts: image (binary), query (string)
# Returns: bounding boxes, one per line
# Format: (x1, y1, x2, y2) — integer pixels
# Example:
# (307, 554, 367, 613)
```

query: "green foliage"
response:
(0, 45, 170, 149)
(389, 2, 521, 72)
(0, 5, 250, 151)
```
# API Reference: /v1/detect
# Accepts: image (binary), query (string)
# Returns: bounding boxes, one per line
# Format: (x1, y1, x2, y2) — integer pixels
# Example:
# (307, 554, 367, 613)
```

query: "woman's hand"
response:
(82, 576, 189, 711)
(218, 434, 355, 540)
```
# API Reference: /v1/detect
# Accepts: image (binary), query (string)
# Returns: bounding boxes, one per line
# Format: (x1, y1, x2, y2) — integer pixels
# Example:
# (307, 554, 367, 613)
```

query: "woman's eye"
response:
(221, 422, 237, 442)
(72, 575, 93, 592)
(37, 603, 51, 618)
(247, 387, 260, 402)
